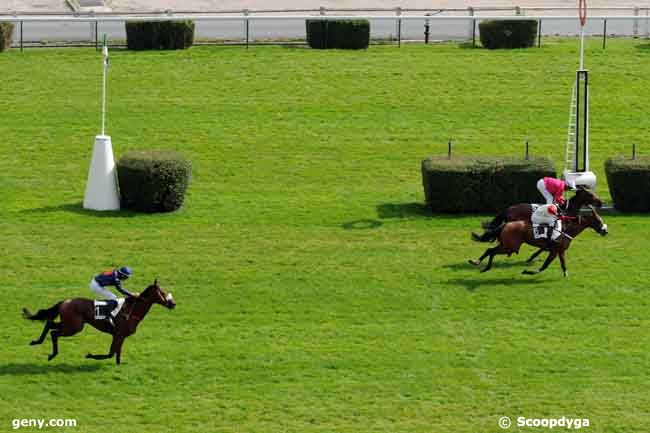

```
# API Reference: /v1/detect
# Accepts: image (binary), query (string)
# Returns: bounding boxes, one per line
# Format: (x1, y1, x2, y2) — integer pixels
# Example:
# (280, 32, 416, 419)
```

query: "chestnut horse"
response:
(23, 280, 176, 365)
(469, 206, 608, 276)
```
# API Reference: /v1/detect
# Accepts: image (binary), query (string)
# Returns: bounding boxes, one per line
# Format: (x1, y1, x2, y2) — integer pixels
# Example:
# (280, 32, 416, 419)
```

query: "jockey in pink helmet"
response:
(536, 177, 576, 207)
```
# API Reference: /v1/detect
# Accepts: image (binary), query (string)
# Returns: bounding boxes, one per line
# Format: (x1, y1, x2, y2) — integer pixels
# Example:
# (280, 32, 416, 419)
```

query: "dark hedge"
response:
(605, 157, 650, 212)
(125, 20, 195, 50)
(0, 22, 14, 52)
(479, 20, 538, 49)
(421, 156, 556, 213)
(306, 19, 370, 49)
(117, 150, 191, 213)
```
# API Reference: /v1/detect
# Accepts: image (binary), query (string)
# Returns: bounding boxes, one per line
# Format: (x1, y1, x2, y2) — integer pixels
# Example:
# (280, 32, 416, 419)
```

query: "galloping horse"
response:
(23, 280, 175, 365)
(469, 206, 608, 276)
(481, 186, 603, 230)
(477, 186, 603, 262)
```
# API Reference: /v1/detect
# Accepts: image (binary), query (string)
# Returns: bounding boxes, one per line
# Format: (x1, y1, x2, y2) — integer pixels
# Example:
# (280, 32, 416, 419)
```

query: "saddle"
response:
(94, 298, 125, 321)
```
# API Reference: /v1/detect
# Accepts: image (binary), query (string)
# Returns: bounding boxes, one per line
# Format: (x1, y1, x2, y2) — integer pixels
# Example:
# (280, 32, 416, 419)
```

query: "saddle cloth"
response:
(532, 222, 562, 241)
(94, 298, 125, 320)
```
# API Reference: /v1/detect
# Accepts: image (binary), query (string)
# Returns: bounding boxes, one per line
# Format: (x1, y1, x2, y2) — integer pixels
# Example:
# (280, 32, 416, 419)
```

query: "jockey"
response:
(531, 204, 575, 244)
(536, 177, 576, 207)
(90, 267, 137, 328)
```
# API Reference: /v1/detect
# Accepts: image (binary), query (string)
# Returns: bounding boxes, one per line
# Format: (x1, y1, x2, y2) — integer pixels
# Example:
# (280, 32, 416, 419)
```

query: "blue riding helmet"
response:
(117, 266, 133, 278)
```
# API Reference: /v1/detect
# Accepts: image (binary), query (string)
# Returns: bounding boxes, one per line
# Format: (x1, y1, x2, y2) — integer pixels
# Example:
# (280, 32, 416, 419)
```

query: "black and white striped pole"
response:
(83, 34, 120, 211)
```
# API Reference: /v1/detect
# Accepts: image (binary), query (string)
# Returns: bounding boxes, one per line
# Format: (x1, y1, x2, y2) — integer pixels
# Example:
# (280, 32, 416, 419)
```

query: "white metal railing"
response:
(1, 8, 650, 49)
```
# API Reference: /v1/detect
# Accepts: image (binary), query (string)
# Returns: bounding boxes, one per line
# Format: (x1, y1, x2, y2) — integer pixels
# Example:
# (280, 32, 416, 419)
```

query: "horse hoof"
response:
(86, 354, 93, 359)
(47, 354, 56, 361)
(29, 341, 38, 346)
(522, 270, 536, 275)
(468, 259, 480, 266)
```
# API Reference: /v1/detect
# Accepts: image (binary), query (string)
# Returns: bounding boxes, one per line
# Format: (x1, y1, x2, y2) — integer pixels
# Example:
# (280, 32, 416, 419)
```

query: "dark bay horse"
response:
(469, 206, 608, 276)
(481, 186, 603, 230)
(23, 280, 176, 365)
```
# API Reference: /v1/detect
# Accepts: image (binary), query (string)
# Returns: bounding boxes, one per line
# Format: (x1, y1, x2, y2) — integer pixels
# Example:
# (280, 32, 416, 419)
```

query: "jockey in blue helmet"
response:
(90, 267, 137, 329)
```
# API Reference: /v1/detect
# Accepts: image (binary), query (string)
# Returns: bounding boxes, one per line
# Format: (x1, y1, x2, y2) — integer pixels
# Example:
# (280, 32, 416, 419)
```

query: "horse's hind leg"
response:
(469, 248, 492, 266)
(481, 245, 504, 273)
(30, 321, 59, 346)
(47, 322, 83, 361)
(48, 330, 60, 361)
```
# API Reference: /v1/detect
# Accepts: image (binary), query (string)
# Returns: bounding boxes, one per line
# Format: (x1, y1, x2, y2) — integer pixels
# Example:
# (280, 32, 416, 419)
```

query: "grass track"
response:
(1, 39, 650, 433)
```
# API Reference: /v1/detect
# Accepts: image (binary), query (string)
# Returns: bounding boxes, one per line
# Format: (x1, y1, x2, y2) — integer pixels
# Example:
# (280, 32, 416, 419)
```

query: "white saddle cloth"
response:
(93, 298, 125, 319)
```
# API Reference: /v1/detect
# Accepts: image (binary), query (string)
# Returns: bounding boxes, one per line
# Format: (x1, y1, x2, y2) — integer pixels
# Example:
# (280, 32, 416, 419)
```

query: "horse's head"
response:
(142, 279, 176, 310)
(583, 205, 608, 236)
(573, 186, 603, 209)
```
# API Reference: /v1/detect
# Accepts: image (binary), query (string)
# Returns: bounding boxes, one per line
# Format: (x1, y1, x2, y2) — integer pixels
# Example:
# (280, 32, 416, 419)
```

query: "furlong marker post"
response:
(564, 0, 597, 189)
(83, 34, 120, 211)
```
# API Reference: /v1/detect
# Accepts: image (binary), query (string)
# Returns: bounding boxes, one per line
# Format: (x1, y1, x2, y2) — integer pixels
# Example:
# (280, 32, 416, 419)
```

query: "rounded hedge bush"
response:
(306, 19, 370, 49)
(117, 150, 191, 213)
(605, 156, 650, 212)
(479, 20, 538, 49)
(421, 156, 556, 213)
(125, 20, 195, 50)
(0, 22, 14, 52)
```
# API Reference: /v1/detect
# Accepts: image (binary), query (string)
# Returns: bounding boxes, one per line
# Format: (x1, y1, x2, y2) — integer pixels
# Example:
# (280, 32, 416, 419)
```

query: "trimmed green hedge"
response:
(605, 157, 650, 212)
(0, 22, 14, 52)
(117, 150, 191, 213)
(125, 20, 195, 50)
(306, 19, 370, 49)
(479, 20, 538, 49)
(421, 156, 556, 213)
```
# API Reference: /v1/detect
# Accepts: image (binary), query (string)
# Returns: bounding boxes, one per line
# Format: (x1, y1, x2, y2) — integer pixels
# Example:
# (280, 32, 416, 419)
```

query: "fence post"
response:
(468, 7, 474, 42)
(395, 7, 402, 47)
(515, 6, 522, 16)
(20, 20, 23, 52)
(538, 19, 542, 48)
(603, 19, 607, 49)
(634, 6, 640, 38)
(448, 139, 453, 159)
(319, 6, 325, 16)
(424, 13, 430, 44)
(244, 9, 250, 49)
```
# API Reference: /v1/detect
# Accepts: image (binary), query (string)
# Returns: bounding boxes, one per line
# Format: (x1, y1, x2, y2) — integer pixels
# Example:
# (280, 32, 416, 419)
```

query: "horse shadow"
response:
(341, 202, 430, 230)
(447, 276, 547, 291)
(0, 363, 103, 376)
(21, 202, 137, 218)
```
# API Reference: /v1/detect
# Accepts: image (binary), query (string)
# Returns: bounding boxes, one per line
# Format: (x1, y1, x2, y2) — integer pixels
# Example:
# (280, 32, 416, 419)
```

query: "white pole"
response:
(101, 34, 108, 136)
(579, 0, 586, 70)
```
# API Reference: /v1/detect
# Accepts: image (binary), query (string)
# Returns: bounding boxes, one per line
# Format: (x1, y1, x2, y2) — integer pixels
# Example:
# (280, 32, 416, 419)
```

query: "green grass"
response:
(1, 39, 650, 433)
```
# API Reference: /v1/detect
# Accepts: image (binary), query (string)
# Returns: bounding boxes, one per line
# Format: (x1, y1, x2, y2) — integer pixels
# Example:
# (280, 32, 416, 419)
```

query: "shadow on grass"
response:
(376, 202, 430, 219)
(22, 202, 137, 218)
(447, 276, 546, 291)
(634, 43, 650, 52)
(341, 219, 383, 230)
(443, 259, 539, 271)
(0, 363, 103, 376)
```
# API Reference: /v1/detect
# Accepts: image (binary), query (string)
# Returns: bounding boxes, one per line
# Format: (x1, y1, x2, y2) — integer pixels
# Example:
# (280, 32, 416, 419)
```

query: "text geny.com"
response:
(12, 419, 77, 430)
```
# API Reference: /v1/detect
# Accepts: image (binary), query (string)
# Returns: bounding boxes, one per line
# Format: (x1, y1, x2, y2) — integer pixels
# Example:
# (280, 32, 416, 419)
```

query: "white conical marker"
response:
(83, 35, 120, 211)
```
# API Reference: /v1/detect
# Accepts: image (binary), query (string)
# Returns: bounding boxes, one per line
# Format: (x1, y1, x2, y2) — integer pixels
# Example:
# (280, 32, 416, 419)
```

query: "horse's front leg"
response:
(86, 335, 123, 362)
(523, 250, 557, 275)
(525, 248, 546, 264)
(558, 250, 568, 277)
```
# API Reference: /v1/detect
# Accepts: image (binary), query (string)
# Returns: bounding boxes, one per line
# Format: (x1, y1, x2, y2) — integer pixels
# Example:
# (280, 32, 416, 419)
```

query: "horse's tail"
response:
(23, 302, 62, 321)
(472, 223, 505, 243)
(482, 210, 508, 230)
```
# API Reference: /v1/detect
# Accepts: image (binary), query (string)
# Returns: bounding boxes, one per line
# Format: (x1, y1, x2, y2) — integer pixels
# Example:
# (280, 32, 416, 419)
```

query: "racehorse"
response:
(478, 186, 603, 263)
(481, 186, 603, 230)
(23, 280, 175, 365)
(469, 206, 608, 276)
